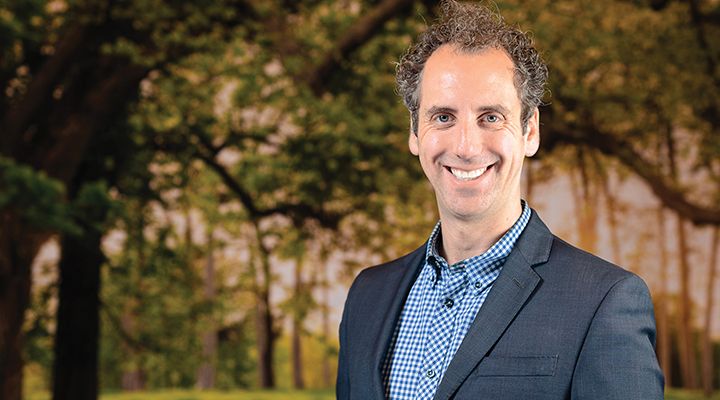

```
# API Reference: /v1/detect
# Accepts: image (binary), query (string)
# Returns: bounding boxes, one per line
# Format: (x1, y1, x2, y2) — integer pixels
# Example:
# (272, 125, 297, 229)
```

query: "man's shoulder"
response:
(354, 243, 426, 285)
(544, 234, 640, 287)
(342, 244, 426, 314)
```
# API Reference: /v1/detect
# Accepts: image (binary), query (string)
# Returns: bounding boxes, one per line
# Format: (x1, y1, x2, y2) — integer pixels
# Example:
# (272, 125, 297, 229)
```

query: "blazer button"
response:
(444, 298, 454, 308)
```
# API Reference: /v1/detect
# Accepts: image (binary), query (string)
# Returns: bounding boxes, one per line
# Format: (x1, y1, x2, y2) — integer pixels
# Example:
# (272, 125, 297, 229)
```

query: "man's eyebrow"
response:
(424, 106, 457, 118)
(476, 104, 510, 115)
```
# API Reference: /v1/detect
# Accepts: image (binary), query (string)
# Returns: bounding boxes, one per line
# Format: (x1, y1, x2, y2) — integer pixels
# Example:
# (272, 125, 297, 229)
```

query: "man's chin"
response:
(441, 203, 493, 222)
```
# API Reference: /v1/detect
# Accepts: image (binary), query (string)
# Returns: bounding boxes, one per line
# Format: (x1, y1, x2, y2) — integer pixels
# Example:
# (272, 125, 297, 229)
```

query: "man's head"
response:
(399, 1, 548, 226)
(396, 0, 547, 135)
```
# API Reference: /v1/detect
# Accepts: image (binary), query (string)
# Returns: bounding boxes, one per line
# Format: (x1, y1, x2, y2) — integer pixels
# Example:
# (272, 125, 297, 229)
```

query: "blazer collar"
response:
(432, 210, 553, 400)
(369, 243, 427, 398)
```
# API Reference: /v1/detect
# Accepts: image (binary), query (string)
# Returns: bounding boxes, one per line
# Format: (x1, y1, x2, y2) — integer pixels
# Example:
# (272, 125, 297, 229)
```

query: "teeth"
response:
(450, 166, 488, 181)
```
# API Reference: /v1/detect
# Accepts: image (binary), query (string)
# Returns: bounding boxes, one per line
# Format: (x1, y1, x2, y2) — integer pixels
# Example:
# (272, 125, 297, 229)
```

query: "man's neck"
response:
(438, 203, 523, 265)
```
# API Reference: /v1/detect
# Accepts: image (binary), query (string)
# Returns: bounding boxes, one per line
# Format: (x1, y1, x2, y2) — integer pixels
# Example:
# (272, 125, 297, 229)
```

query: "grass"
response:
(666, 389, 720, 400)
(25, 388, 720, 400)
(104, 389, 334, 400)
(27, 389, 335, 400)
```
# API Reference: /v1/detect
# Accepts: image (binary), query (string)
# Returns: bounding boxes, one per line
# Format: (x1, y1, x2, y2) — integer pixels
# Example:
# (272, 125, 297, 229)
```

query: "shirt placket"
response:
(416, 262, 468, 399)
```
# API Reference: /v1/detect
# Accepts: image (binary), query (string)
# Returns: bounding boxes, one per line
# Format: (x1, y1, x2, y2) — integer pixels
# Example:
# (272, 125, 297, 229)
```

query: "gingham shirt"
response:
(382, 201, 531, 400)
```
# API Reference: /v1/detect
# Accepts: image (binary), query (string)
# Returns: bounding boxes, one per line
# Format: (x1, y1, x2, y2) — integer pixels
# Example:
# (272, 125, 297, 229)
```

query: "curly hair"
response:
(396, 0, 548, 134)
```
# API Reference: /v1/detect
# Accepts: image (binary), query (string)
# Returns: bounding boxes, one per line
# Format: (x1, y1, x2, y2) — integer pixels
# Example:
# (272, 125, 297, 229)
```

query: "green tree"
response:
(138, 0, 425, 387)
(0, 0, 257, 398)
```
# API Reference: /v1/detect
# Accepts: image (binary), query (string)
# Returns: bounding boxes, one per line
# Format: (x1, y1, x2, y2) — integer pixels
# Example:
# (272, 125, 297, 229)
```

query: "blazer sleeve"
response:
(336, 272, 359, 400)
(571, 274, 664, 399)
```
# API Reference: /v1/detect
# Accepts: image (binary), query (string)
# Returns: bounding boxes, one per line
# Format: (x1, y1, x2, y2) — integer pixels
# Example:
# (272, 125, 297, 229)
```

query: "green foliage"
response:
(71, 181, 122, 233)
(101, 200, 204, 389)
(99, 176, 257, 390)
(0, 156, 78, 234)
(0, 0, 46, 72)
(214, 321, 255, 390)
(22, 264, 56, 386)
(501, 0, 719, 185)
(96, 0, 244, 66)
(272, 332, 337, 390)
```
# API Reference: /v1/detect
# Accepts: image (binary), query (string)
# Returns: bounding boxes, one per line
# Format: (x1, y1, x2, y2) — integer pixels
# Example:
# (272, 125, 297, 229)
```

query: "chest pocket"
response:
(473, 355, 558, 376)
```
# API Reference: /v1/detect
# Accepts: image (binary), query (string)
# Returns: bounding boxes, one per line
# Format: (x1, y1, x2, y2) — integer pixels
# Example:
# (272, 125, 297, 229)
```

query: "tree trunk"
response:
(702, 226, 718, 396)
(1, 62, 147, 400)
(570, 150, 599, 253)
(291, 316, 304, 389)
(253, 225, 275, 388)
(321, 265, 332, 388)
(121, 211, 146, 392)
(663, 127, 698, 389)
(120, 371, 144, 390)
(291, 256, 305, 390)
(675, 214, 698, 388)
(598, 166, 622, 264)
(196, 228, 217, 389)
(120, 310, 145, 391)
(255, 287, 274, 388)
(0, 215, 46, 400)
(51, 226, 103, 400)
(656, 207, 672, 387)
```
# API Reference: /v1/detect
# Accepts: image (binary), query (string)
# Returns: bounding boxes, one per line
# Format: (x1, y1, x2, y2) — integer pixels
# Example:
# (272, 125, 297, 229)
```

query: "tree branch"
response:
(544, 127, 720, 226)
(305, 0, 416, 95)
(100, 304, 164, 354)
(688, 0, 720, 134)
(193, 136, 342, 228)
(194, 143, 262, 219)
(1, 24, 93, 156)
(689, 0, 720, 90)
(35, 64, 149, 184)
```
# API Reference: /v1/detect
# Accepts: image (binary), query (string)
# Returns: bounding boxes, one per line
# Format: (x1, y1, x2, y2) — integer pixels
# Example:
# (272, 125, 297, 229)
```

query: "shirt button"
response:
(444, 298, 454, 308)
(474, 281, 482, 289)
(426, 369, 436, 379)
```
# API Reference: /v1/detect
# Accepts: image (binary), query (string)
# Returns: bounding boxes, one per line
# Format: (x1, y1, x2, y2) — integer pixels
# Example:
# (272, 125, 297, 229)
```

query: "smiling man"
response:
(336, 1, 664, 400)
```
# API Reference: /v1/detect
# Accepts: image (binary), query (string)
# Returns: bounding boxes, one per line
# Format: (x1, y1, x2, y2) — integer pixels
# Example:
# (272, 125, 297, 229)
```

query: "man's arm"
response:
(337, 272, 361, 400)
(571, 274, 664, 399)
(336, 309, 350, 399)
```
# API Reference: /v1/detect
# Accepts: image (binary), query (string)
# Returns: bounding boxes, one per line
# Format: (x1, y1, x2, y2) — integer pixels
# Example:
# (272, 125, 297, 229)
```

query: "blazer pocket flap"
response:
(474, 355, 558, 376)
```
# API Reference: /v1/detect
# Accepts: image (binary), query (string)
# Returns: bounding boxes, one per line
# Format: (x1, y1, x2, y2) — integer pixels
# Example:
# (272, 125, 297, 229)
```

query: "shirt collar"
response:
(425, 200, 532, 269)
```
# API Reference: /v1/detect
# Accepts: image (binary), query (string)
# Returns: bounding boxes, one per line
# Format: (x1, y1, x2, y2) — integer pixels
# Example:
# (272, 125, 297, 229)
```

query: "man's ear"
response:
(409, 130, 419, 156)
(524, 108, 540, 157)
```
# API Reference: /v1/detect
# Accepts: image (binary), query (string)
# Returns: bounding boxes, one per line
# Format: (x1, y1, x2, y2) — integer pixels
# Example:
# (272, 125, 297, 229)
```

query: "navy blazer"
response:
(337, 211, 664, 399)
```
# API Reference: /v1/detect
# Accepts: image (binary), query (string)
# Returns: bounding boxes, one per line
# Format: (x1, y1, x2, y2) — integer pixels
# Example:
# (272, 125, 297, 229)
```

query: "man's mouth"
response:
(448, 165, 491, 181)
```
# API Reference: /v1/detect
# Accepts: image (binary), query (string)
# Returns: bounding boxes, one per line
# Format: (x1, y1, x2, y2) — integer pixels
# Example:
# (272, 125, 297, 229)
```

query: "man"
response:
(336, 1, 664, 399)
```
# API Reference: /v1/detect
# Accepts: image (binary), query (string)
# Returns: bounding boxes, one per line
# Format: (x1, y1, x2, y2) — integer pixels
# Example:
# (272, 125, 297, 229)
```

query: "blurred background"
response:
(1, 0, 719, 399)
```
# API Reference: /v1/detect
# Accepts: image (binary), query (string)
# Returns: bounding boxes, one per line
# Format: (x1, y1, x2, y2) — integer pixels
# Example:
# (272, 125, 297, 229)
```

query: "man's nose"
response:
(454, 116, 483, 159)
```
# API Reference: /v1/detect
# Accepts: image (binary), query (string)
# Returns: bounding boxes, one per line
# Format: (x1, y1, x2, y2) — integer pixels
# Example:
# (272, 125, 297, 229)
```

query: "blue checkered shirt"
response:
(382, 201, 531, 400)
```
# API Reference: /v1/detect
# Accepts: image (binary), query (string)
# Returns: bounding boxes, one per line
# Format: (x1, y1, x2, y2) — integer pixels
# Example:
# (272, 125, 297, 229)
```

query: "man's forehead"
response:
(419, 45, 518, 106)
(424, 44, 514, 75)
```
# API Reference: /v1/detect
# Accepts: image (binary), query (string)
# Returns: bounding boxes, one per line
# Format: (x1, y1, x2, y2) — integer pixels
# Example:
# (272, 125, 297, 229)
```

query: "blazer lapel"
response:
(368, 244, 427, 399)
(433, 212, 554, 400)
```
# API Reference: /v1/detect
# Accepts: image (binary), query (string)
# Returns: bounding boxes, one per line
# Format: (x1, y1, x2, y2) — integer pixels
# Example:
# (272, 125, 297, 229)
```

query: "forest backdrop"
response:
(1, 0, 719, 399)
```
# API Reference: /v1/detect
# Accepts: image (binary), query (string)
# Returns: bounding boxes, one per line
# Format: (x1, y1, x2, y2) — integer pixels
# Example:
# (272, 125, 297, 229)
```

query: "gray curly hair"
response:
(396, 0, 548, 134)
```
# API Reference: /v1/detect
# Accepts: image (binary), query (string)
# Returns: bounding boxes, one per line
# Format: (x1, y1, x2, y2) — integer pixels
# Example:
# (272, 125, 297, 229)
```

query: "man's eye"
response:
(484, 114, 500, 123)
(435, 114, 451, 123)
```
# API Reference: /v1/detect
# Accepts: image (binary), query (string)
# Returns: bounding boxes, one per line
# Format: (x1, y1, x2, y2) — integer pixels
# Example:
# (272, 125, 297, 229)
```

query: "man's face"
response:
(409, 45, 539, 225)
